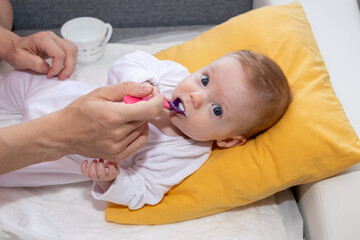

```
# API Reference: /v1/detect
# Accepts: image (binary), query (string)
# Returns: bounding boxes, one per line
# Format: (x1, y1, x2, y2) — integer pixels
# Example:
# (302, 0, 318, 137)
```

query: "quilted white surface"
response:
(0, 181, 291, 240)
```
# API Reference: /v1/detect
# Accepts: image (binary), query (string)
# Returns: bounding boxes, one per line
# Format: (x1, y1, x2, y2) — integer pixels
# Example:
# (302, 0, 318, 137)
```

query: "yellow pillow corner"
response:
(106, 1, 360, 225)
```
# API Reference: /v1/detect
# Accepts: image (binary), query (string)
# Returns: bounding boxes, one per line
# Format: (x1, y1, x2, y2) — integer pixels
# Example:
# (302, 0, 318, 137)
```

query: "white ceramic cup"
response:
(61, 17, 113, 64)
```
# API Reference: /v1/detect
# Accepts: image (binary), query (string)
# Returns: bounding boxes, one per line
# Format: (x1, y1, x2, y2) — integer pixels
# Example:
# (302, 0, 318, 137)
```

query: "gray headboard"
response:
(10, 0, 252, 29)
(10, 0, 252, 42)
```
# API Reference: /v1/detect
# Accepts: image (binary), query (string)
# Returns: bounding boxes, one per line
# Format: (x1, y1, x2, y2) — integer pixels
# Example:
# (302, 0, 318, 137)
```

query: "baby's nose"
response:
(190, 92, 203, 109)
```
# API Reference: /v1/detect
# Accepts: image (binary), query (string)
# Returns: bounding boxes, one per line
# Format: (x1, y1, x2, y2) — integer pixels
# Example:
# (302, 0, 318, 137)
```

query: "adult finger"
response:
(7, 35, 51, 73)
(42, 38, 66, 79)
(100, 89, 163, 124)
(50, 34, 78, 80)
(120, 87, 164, 122)
(92, 81, 154, 102)
(116, 122, 146, 147)
(112, 123, 149, 162)
(88, 83, 163, 123)
(99, 124, 145, 161)
(110, 120, 146, 142)
(23, 32, 67, 78)
(11, 50, 51, 74)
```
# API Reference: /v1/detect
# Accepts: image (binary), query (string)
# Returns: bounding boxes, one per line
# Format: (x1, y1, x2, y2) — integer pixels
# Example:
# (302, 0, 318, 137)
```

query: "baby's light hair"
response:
(229, 50, 292, 138)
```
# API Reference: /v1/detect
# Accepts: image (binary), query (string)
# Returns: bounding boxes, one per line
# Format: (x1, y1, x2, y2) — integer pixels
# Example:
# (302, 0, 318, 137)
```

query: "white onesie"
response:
(0, 50, 212, 210)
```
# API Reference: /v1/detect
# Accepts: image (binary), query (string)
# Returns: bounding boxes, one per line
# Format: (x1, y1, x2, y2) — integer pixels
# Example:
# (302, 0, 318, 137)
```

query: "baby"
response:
(0, 50, 291, 210)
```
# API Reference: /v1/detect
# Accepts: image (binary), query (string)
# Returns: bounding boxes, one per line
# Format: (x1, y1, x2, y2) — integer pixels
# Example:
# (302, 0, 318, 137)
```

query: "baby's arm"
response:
(90, 139, 212, 210)
(81, 159, 118, 184)
(107, 50, 189, 90)
(107, 50, 160, 86)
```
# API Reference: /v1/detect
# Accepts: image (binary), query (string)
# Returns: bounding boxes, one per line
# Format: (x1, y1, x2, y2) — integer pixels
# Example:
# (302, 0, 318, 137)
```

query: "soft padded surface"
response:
(105, 2, 360, 224)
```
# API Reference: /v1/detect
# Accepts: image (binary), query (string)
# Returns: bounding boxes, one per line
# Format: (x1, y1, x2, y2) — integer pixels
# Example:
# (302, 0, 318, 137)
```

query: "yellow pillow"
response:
(106, 1, 360, 224)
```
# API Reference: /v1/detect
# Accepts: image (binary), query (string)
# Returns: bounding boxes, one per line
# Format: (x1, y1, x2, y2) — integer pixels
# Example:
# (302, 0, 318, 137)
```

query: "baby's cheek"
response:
(194, 123, 205, 130)
(187, 122, 209, 140)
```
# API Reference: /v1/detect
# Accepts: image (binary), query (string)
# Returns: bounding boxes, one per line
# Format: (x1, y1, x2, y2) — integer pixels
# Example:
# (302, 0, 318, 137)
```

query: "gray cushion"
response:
(14, 25, 211, 43)
(10, 0, 252, 30)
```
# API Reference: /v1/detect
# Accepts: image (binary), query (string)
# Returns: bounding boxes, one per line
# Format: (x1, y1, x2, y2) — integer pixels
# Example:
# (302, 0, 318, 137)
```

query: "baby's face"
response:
(170, 56, 254, 142)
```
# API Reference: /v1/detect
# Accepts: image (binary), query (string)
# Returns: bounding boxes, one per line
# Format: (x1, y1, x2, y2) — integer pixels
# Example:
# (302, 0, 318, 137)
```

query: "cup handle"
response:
(104, 23, 113, 43)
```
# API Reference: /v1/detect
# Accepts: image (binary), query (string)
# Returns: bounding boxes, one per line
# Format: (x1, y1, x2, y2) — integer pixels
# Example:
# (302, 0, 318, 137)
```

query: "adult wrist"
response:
(35, 109, 72, 158)
(0, 115, 66, 174)
(12, 111, 69, 162)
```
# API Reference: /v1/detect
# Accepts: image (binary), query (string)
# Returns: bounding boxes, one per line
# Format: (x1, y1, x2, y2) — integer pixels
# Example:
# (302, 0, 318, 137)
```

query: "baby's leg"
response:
(0, 70, 33, 115)
(0, 154, 91, 187)
(0, 70, 97, 122)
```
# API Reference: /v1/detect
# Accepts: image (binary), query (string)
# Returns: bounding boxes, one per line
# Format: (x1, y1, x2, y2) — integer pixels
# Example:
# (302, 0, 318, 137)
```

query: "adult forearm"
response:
(0, 112, 65, 174)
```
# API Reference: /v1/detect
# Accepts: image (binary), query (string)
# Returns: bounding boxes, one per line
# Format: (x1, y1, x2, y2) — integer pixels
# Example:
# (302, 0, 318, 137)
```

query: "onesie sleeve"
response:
(91, 134, 212, 210)
(106, 50, 189, 96)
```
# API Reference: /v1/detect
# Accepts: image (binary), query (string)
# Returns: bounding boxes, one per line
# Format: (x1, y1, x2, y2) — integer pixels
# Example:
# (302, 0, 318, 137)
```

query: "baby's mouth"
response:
(170, 97, 186, 115)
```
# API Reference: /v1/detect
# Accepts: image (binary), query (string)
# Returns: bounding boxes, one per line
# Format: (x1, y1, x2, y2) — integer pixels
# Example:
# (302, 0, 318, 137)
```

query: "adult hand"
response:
(1, 30, 77, 80)
(0, 82, 163, 174)
(53, 81, 164, 162)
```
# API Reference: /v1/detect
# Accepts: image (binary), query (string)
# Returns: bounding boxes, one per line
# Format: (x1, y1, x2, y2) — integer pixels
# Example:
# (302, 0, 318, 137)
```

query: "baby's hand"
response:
(81, 159, 118, 182)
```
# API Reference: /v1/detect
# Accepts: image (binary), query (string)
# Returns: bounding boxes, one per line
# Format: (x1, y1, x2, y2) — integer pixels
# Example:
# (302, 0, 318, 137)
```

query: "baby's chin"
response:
(167, 114, 188, 137)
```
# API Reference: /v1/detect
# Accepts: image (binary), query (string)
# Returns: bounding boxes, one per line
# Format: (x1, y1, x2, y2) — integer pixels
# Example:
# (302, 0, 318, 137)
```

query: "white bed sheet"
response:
(0, 34, 303, 240)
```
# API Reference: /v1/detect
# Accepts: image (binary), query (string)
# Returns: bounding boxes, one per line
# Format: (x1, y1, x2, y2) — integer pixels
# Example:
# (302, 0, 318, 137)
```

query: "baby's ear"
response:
(216, 136, 246, 148)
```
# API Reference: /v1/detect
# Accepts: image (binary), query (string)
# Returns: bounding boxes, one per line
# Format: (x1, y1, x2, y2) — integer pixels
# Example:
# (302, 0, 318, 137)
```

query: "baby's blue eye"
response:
(212, 104, 222, 116)
(201, 75, 209, 86)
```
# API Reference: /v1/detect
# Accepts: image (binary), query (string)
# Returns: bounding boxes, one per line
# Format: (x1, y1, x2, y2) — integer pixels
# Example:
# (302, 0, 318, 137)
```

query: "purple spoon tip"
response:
(167, 98, 185, 114)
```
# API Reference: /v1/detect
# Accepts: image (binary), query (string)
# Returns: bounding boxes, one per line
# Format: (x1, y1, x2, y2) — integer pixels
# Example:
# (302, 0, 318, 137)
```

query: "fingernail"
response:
(43, 65, 50, 73)
(58, 74, 66, 81)
(46, 71, 53, 79)
(59, 70, 70, 80)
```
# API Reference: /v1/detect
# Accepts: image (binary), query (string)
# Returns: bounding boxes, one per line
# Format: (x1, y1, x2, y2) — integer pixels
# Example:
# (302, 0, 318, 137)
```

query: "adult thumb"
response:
(93, 82, 154, 102)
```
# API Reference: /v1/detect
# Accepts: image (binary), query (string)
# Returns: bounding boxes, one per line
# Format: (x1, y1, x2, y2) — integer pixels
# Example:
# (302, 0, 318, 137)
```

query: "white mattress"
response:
(0, 37, 303, 239)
